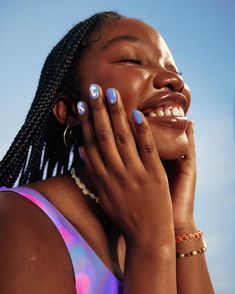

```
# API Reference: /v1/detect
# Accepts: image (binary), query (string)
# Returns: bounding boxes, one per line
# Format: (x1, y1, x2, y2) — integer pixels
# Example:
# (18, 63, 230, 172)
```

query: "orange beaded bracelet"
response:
(175, 230, 203, 243)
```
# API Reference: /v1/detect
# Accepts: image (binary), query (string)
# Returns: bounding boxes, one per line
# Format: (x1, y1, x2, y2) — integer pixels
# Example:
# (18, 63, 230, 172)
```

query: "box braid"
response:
(0, 11, 122, 187)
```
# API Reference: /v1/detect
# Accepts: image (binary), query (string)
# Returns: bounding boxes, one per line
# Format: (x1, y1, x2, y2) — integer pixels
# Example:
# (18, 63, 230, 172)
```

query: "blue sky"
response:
(0, 0, 234, 292)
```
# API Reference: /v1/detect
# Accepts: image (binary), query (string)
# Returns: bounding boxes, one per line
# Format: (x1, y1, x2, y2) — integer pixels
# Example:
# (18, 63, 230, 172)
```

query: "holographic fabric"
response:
(0, 186, 122, 293)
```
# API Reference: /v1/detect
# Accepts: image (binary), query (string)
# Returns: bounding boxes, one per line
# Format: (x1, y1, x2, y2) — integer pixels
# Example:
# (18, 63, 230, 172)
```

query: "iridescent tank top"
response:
(0, 186, 122, 294)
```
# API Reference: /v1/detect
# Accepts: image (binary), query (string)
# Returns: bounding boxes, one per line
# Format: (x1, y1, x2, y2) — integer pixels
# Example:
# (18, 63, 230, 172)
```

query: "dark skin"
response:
(77, 18, 191, 160)
(75, 18, 194, 230)
(0, 18, 213, 293)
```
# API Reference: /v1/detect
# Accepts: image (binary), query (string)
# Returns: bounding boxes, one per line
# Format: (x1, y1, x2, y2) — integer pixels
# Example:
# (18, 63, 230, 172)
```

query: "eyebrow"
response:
(102, 35, 144, 49)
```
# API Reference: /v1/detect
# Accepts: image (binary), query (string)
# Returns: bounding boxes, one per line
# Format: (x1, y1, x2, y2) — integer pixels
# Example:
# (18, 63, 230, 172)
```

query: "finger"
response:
(105, 88, 141, 168)
(185, 120, 196, 160)
(88, 84, 124, 170)
(77, 100, 106, 177)
(132, 110, 163, 174)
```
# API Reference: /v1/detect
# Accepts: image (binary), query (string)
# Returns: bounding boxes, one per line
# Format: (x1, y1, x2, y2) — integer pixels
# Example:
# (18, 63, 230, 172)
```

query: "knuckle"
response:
(96, 129, 112, 143)
(139, 144, 155, 154)
(95, 171, 106, 183)
(115, 133, 129, 145)
(132, 170, 145, 182)
(152, 174, 167, 186)
(138, 123, 150, 134)
(90, 100, 103, 111)
(85, 136, 95, 148)
(80, 117, 89, 125)
(109, 103, 123, 115)
(114, 171, 128, 186)
(159, 172, 168, 183)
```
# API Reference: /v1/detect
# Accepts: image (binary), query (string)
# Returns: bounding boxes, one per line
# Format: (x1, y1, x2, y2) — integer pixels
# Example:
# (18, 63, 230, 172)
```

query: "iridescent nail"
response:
(89, 84, 99, 100)
(106, 88, 117, 104)
(132, 110, 143, 124)
(77, 101, 86, 115)
(78, 147, 84, 160)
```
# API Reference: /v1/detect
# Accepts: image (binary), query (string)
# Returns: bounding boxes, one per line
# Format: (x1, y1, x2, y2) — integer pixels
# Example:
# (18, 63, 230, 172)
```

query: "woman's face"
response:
(76, 17, 191, 160)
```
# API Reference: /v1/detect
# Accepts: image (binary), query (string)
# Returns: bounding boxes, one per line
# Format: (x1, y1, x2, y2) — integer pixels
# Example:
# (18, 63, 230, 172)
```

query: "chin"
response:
(155, 133, 189, 160)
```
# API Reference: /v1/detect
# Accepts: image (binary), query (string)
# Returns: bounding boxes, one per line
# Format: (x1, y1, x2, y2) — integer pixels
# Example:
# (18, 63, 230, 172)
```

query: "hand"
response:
(77, 85, 174, 247)
(163, 121, 196, 231)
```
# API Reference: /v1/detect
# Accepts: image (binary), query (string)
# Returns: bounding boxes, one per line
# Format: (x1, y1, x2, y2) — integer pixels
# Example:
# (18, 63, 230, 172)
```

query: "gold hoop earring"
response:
(63, 125, 78, 148)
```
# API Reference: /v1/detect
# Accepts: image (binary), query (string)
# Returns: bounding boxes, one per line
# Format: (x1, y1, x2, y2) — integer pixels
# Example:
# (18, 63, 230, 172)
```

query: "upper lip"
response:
(139, 92, 189, 114)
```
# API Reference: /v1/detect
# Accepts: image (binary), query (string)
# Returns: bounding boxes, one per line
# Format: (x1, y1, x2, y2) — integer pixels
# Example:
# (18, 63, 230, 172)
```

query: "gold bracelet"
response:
(175, 230, 203, 243)
(176, 240, 207, 258)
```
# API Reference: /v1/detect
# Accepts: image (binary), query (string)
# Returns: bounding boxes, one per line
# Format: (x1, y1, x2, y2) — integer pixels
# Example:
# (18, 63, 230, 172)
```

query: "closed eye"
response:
(119, 59, 143, 65)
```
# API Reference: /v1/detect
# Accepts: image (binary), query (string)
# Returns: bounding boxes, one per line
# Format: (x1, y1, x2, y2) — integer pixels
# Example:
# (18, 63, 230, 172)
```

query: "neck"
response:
(74, 165, 98, 196)
(71, 166, 125, 278)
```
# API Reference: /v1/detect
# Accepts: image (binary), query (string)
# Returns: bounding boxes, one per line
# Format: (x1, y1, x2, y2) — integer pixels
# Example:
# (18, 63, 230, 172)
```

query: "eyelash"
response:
(176, 71, 183, 76)
(166, 67, 183, 76)
(119, 59, 143, 65)
(119, 59, 182, 75)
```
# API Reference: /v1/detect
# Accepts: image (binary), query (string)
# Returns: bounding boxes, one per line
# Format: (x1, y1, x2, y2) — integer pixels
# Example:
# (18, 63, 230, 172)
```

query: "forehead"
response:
(94, 18, 173, 59)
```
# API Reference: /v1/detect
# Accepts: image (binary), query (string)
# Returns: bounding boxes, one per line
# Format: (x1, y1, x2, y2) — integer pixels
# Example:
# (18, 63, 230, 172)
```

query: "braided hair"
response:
(0, 11, 122, 187)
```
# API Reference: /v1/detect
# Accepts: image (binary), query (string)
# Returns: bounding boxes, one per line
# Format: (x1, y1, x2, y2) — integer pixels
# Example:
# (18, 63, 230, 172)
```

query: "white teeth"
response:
(164, 108, 172, 116)
(156, 109, 164, 117)
(179, 107, 184, 117)
(149, 111, 157, 117)
(145, 106, 185, 118)
(172, 107, 180, 116)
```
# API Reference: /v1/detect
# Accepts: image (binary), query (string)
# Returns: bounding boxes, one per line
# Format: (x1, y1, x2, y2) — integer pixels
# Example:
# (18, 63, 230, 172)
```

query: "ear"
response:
(53, 95, 77, 125)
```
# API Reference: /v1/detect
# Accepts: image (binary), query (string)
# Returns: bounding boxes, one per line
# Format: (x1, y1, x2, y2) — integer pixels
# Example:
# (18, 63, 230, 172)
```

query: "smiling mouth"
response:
(140, 93, 189, 130)
(144, 109, 188, 131)
(143, 106, 188, 130)
(145, 108, 189, 131)
(143, 104, 185, 118)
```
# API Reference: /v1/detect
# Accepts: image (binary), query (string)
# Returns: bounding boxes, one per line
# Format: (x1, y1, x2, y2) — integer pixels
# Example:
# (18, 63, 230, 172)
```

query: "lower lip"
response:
(146, 116, 189, 130)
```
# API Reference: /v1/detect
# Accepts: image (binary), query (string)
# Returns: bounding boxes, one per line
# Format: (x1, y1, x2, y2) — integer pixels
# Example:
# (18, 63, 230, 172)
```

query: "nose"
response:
(153, 69, 185, 93)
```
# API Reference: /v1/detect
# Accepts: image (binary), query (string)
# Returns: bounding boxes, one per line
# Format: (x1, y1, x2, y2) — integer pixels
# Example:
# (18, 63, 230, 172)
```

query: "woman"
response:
(0, 11, 214, 293)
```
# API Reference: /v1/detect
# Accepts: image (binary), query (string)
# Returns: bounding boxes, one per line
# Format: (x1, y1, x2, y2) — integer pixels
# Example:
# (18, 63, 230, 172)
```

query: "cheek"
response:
(78, 55, 152, 108)
(96, 67, 151, 111)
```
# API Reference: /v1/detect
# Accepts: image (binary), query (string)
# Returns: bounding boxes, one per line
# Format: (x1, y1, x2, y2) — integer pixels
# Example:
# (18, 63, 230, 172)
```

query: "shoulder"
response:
(0, 191, 76, 294)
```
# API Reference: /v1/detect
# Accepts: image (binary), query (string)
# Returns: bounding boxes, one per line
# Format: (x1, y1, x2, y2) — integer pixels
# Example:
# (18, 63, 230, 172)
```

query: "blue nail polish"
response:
(132, 110, 142, 124)
(78, 147, 84, 160)
(106, 88, 117, 104)
(89, 84, 99, 100)
(77, 101, 86, 115)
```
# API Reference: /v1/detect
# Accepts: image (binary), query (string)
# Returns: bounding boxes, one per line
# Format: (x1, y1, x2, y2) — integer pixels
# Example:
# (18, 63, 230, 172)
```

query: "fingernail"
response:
(132, 110, 143, 124)
(106, 88, 117, 104)
(191, 120, 195, 129)
(78, 147, 84, 160)
(77, 101, 86, 115)
(89, 84, 99, 100)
